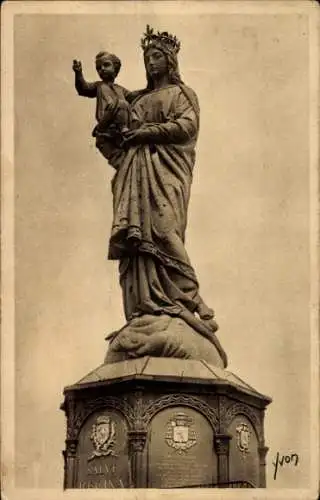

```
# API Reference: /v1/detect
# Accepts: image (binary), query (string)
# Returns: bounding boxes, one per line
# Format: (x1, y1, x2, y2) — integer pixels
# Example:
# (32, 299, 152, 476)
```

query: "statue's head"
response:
(141, 26, 182, 88)
(95, 51, 121, 82)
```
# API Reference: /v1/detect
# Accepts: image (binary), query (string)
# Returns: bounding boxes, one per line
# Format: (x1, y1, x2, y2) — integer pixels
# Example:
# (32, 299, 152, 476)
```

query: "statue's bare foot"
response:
(202, 317, 219, 333)
(196, 302, 215, 320)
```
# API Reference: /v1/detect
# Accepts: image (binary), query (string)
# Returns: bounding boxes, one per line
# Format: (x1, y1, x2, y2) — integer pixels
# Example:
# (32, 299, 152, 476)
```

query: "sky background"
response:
(12, 6, 312, 491)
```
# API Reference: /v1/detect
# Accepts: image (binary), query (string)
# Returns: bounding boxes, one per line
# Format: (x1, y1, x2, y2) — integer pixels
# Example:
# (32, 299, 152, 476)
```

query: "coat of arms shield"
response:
(236, 423, 250, 453)
(95, 418, 111, 444)
(88, 415, 116, 461)
(165, 412, 197, 453)
(173, 424, 189, 443)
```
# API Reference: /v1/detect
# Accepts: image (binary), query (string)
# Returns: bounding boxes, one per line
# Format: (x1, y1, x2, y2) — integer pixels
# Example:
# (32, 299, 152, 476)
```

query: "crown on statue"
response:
(141, 25, 181, 55)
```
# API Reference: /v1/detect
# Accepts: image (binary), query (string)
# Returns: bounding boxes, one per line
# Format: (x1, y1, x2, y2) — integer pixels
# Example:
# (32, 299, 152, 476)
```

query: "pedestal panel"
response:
(76, 409, 130, 488)
(147, 406, 217, 488)
(228, 415, 259, 487)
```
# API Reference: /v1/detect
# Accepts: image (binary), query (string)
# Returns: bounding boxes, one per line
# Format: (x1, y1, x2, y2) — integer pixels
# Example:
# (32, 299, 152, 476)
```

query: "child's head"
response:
(95, 52, 121, 82)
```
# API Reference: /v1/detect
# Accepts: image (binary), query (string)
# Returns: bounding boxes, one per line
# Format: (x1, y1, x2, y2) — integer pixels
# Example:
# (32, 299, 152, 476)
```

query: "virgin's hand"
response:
(122, 128, 150, 146)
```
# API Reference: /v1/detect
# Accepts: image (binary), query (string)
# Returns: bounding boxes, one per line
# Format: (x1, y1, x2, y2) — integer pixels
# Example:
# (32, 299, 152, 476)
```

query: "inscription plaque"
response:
(76, 410, 130, 488)
(148, 406, 217, 488)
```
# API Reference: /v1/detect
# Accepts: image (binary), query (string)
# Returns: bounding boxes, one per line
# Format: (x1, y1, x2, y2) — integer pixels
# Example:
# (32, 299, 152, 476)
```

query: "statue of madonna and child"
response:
(72, 26, 227, 368)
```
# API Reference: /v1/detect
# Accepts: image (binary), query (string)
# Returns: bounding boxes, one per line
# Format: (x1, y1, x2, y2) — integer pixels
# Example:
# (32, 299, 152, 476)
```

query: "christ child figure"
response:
(72, 51, 131, 140)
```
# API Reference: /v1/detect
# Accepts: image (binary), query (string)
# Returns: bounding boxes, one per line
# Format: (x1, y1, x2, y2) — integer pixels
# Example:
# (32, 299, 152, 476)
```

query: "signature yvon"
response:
(272, 451, 299, 480)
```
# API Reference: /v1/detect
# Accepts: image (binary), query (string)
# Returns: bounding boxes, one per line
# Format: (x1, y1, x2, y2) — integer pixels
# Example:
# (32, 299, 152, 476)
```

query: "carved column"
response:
(63, 439, 78, 488)
(258, 445, 269, 487)
(128, 429, 147, 488)
(214, 434, 231, 485)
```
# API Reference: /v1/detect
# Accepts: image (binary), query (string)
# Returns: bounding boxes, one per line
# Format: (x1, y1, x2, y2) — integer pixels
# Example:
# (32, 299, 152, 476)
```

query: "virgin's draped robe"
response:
(100, 84, 226, 363)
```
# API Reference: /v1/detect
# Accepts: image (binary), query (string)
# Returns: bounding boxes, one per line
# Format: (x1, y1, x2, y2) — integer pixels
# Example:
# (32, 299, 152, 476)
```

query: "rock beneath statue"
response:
(104, 314, 227, 368)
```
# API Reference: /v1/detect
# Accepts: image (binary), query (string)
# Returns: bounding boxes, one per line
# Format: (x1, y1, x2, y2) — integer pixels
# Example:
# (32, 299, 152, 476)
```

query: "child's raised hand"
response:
(72, 60, 82, 73)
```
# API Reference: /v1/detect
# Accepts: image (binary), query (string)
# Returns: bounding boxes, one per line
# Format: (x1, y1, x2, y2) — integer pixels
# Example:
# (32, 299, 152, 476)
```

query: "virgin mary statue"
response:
(96, 26, 227, 368)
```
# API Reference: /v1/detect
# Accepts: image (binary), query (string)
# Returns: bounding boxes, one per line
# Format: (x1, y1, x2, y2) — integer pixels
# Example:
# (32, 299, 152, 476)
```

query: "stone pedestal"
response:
(61, 357, 271, 489)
